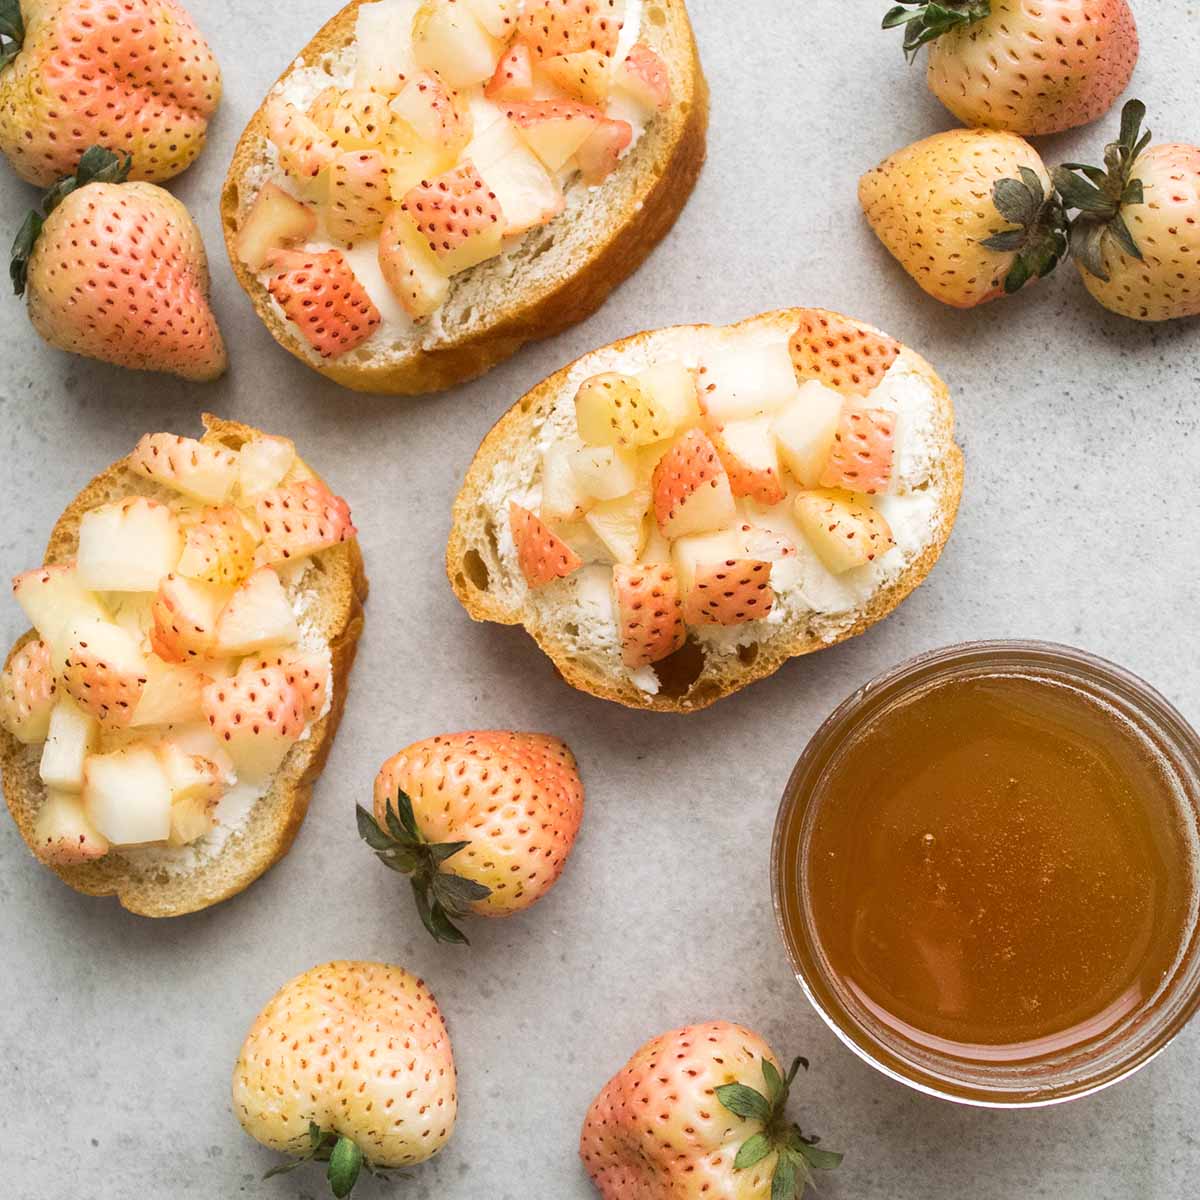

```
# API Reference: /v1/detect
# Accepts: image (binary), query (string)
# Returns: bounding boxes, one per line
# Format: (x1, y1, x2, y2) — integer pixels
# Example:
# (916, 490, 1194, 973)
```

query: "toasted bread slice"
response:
(220, 0, 708, 394)
(0, 416, 367, 917)
(448, 309, 964, 712)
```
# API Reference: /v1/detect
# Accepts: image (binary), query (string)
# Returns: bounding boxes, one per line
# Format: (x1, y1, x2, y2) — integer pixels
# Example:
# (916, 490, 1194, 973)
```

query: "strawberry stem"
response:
(0, 0, 23, 69)
(883, 1, 991, 61)
(263, 1123, 372, 1197)
(978, 166, 1068, 294)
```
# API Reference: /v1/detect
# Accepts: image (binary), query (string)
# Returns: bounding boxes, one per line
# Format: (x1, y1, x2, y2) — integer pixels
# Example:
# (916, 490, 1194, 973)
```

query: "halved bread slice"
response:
(0, 416, 367, 917)
(220, 0, 708, 394)
(448, 309, 964, 712)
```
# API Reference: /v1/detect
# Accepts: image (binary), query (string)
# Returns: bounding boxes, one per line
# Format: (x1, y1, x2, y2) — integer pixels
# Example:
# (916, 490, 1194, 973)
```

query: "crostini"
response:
(220, 0, 708, 394)
(448, 309, 963, 712)
(0, 416, 366, 916)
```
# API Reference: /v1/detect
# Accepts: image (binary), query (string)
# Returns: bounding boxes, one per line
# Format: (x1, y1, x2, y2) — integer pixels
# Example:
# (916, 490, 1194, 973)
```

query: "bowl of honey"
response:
(772, 641, 1200, 1106)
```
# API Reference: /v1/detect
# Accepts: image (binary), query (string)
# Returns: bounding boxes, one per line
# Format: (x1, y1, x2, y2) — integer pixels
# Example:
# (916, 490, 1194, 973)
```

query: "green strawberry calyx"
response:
(356, 791, 492, 946)
(883, 1, 991, 61)
(1051, 99, 1150, 282)
(715, 1056, 843, 1199)
(978, 166, 1069, 294)
(10, 145, 132, 295)
(0, 0, 24, 70)
(262, 1122, 379, 1199)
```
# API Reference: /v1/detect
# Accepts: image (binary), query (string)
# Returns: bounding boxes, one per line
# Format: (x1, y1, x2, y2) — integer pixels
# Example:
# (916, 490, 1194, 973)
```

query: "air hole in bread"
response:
(462, 550, 489, 591)
(737, 642, 759, 667)
(652, 638, 706, 698)
(688, 680, 723, 707)
(484, 521, 500, 559)
(563, 622, 579, 637)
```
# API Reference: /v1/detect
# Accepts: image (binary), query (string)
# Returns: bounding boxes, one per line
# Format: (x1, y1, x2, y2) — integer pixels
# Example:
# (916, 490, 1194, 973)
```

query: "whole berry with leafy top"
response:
(0, 0, 221, 186)
(232, 961, 456, 1199)
(1055, 100, 1200, 323)
(859, 128, 1067, 307)
(358, 731, 584, 944)
(581, 1021, 842, 1198)
(11, 145, 226, 379)
(883, 0, 1138, 136)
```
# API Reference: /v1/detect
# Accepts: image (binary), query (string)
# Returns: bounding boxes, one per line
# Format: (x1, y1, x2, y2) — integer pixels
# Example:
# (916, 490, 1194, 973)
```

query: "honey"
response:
(774, 644, 1200, 1104)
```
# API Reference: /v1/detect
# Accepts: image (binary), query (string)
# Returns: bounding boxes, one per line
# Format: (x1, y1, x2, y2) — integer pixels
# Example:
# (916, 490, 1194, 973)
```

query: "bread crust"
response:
(0, 416, 368, 917)
(219, 0, 709, 395)
(447, 309, 964, 713)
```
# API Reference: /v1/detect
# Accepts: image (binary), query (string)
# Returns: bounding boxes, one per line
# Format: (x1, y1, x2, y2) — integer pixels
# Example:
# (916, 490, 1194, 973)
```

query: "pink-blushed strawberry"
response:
(0, 0, 221, 186)
(361, 731, 584, 943)
(12, 147, 226, 380)
(265, 248, 381, 358)
(684, 559, 774, 627)
(202, 664, 304, 782)
(233, 961, 457, 1196)
(61, 620, 148, 727)
(819, 407, 896, 495)
(886, 0, 1138, 137)
(377, 207, 450, 319)
(613, 563, 685, 667)
(390, 73, 470, 156)
(128, 433, 239, 503)
(254, 479, 357, 566)
(510, 502, 583, 587)
(266, 97, 337, 181)
(1055, 100, 1200, 322)
(241, 648, 329, 722)
(327, 150, 389, 243)
(613, 42, 671, 111)
(176, 506, 257, 587)
(581, 1022, 842, 1200)
(652, 429, 736, 539)
(485, 41, 534, 101)
(0, 639, 57, 743)
(794, 490, 896, 574)
(501, 98, 604, 170)
(789, 311, 901, 397)
(519, 0, 624, 60)
(149, 574, 225, 663)
(859, 129, 1067, 307)
(711, 421, 787, 507)
(400, 162, 504, 275)
(323, 87, 392, 149)
(577, 116, 632, 185)
(541, 49, 611, 106)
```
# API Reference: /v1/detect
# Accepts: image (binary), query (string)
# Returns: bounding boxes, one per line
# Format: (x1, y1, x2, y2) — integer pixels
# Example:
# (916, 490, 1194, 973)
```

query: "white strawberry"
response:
(129, 433, 240, 504)
(213, 568, 299, 657)
(0, 638, 57, 743)
(202, 665, 305, 782)
(32, 790, 109, 865)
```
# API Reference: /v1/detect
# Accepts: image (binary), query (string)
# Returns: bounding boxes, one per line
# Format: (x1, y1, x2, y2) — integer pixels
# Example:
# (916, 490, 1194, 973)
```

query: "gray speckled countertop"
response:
(2, 2, 1199, 1197)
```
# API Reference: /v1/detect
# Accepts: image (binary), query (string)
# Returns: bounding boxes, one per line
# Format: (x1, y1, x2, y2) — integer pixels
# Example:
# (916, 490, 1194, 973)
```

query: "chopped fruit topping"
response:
(378, 208, 452, 319)
(12, 564, 107, 658)
(577, 116, 633, 184)
(541, 444, 594, 523)
(77, 498, 183, 593)
(468, 0, 521, 37)
(0, 639, 57, 744)
(503, 99, 602, 169)
(39, 697, 98, 793)
(203, 666, 306, 783)
(243, 649, 330, 722)
(266, 248, 382, 358)
(413, 0, 502, 88)
(820, 407, 896, 495)
(307, 86, 341, 130)
(671, 529, 746, 595)
(711, 418, 787, 506)
(542, 50, 612, 106)
(390, 74, 472, 156)
(789, 311, 902, 397)
(32, 791, 109, 866)
(570, 445, 638, 500)
(325, 88, 394, 149)
(469, 113, 565, 234)
(486, 42, 535, 100)
(771, 382, 845, 487)
(129, 433, 240, 504)
(235, 184, 317, 272)
(511, 502, 583, 587)
(739, 523, 797, 563)
(266, 98, 337, 180)
(613, 43, 671, 114)
(576, 372, 672, 447)
(254, 480, 357, 565)
(238, 436, 296, 499)
(638, 362, 700, 428)
(177, 506, 257, 587)
(130, 659, 209, 727)
(794, 490, 896, 574)
(652, 430, 737, 539)
(353, 1, 419, 90)
(214, 568, 300, 657)
(585, 486, 650, 564)
(150, 575, 226, 663)
(614, 563, 685, 667)
(699, 341, 800, 422)
(684, 559, 775, 626)
(157, 742, 224, 846)
(83, 746, 173, 845)
(401, 162, 505, 273)
(60, 620, 148, 728)
(519, 0, 625, 59)
(327, 150, 391, 243)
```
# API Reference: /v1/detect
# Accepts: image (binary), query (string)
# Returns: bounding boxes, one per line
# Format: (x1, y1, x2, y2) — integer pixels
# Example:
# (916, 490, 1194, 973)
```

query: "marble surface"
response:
(2, 2, 1199, 1197)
